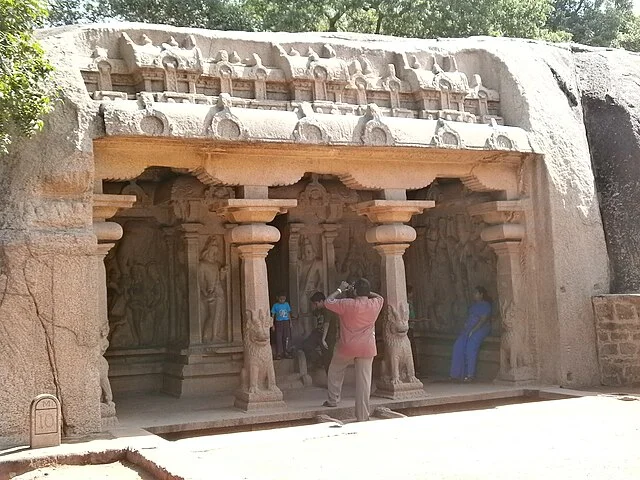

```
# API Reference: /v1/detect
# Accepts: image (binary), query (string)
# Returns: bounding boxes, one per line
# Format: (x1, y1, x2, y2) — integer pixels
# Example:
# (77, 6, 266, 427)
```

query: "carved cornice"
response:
(81, 31, 505, 126)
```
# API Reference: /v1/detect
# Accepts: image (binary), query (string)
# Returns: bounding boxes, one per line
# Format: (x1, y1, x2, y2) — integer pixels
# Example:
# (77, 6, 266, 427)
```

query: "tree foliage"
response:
(0, 0, 54, 155)
(43, 0, 640, 52)
(546, 0, 634, 47)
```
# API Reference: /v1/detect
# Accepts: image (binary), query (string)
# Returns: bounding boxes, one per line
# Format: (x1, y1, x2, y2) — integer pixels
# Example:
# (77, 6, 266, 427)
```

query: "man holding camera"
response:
(319, 278, 384, 422)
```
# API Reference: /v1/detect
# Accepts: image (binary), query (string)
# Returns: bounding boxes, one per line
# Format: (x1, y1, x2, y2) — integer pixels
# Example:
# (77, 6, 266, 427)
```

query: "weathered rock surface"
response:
(577, 49, 640, 294)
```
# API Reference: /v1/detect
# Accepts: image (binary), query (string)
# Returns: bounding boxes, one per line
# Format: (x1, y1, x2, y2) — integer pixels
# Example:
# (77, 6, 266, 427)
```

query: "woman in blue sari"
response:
(450, 286, 492, 382)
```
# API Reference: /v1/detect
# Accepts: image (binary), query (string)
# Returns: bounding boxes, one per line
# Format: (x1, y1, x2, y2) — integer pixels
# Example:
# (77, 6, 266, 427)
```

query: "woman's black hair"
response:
(474, 285, 491, 302)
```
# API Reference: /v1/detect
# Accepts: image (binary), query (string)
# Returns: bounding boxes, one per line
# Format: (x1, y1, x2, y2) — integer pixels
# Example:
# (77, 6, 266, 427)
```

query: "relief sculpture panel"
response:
(106, 220, 169, 348)
(199, 235, 229, 342)
(409, 182, 498, 334)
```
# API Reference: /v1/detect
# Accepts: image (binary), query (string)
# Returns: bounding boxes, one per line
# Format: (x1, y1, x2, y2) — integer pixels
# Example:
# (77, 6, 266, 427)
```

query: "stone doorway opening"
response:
(406, 178, 501, 380)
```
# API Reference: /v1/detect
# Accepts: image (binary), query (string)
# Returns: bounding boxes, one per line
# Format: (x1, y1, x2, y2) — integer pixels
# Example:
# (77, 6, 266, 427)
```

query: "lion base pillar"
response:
(218, 199, 295, 412)
(354, 200, 434, 401)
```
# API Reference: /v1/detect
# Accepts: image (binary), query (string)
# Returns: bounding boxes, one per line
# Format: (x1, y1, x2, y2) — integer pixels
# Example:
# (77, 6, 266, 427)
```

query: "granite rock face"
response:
(577, 49, 640, 294)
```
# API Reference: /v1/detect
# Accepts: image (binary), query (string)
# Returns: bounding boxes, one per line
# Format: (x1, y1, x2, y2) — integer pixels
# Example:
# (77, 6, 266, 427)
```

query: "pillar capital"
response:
(373, 243, 411, 257)
(180, 222, 203, 239)
(93, 242, 116, 257)
(217, 199, 297, 224)
(92, 193, 136, 221)
(236, 243, 274, 259)
(481, 224, 525, 244)
(354, 200, 435, 224)
(366, 224, 416, 245)
(467, 200, 524, 225)
(229, 224, 280, 245)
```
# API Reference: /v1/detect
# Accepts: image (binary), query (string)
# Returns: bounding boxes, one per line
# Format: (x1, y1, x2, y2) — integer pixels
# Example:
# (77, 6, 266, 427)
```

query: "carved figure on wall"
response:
(432, 217, 456, 328)
(147, 262, 168, 344)
(379, 304, 420, 385)
(417, 209, 497, 334)
(204, 185, 234, 212)
(126, 263, 148, 346)
(106, 220, 171, 348)
(298, 236, 324, 319)
(106, 261, 127, 343)
(499, 297, 532, 376)
(98, 325, 114, 406)
(199, 236, 228, 342)
(240, 309, 278, 394)
(339, 229, 367, 283)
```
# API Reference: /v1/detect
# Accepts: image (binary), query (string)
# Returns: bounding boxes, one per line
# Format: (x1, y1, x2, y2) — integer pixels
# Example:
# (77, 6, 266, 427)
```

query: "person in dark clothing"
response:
(301, 291, 338, 371)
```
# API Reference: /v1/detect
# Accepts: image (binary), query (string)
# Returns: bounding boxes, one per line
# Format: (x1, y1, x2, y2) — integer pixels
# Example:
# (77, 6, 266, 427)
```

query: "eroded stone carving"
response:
(106, 221, 169, 348)
(410, 183, 498, 333)
(239, 310, 279, 394)
(81, 35, 502, 124)
(380, 304, 420, 385)
(298, 235, 324, 320)
(199, 236, 228, 342)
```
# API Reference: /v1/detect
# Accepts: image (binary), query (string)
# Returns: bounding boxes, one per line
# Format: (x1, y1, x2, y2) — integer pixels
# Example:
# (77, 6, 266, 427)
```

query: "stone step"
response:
(272, 357, 298, 376)
(276, 372, 306, 390)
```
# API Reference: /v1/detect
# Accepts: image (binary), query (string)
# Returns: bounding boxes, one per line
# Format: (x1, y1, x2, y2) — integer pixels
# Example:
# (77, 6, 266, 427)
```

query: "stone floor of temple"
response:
(2, 380, 640, 479)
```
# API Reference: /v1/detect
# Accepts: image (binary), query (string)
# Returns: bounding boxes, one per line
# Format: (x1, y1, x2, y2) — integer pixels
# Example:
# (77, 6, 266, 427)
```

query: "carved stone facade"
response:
(82, 34, 502, 125)
(1, 25, 616, 446)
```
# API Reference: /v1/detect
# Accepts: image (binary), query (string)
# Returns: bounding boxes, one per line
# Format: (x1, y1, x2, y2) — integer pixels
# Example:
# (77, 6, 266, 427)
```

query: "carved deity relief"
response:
(408, 182, 498, 334)
(105, 220, 169, 348)
(335, 223, 381, 292)
(199, 236, 228, 342)
(297, 234, 324, 319)
(294, 174, 358, 223)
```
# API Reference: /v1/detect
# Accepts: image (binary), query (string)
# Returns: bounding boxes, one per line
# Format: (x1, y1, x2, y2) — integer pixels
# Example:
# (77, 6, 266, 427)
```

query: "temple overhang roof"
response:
(100, 96, 536, 153)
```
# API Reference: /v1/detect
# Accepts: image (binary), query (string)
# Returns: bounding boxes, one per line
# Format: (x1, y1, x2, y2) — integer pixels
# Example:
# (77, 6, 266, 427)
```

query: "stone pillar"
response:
(92, 193, 136, 431)
(218, 198, 296, 411)
(469, 200, 534, 383)
(355, 199, 434, 399)
(181, 223, 203, 346)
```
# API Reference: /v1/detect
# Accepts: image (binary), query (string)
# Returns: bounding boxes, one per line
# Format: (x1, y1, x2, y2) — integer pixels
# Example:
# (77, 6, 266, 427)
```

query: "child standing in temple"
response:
(271, 293, 293, 360)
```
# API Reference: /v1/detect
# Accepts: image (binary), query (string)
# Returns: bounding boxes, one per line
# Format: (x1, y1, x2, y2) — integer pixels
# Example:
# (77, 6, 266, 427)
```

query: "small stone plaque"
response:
(30, 394, 61, 449)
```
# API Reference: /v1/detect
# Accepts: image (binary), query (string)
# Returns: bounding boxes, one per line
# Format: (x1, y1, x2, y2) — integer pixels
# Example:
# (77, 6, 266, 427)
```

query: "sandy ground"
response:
(13, 461, 155, 479)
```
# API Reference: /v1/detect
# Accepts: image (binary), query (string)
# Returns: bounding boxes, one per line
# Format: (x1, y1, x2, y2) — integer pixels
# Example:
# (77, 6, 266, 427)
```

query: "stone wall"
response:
(592, 295, 640, 386)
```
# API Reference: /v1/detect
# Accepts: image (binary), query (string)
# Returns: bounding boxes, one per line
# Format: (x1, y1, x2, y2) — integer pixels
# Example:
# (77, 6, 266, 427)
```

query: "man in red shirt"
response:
(320, 278, 384, 422)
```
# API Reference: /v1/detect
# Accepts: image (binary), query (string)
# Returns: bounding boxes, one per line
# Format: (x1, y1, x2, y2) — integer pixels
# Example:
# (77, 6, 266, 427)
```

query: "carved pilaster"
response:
(469, 200, 534, 383)
(91, 193, 135, 430)
(93, 242, 118, 430)
(288, 223, 303, 318)
(161, 227, 178, 344)
(354, 199, 434, 399)
(322, 224, 340, 294)
(181, 223, 203, 346)
(225, 223, 243, 345)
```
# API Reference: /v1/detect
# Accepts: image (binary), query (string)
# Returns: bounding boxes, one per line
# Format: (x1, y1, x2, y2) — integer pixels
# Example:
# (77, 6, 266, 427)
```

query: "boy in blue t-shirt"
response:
(271, 294, 292, 359)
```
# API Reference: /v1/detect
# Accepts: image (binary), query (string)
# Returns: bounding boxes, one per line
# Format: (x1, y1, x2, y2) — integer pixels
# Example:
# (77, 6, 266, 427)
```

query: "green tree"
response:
(615, 14, 640, 51)
(47, 0, 102, 26)
(106, 0, 255, 31)
(546, 0, 634, 47)
(245, 0, 554, 39)
(0, 0, 54, 155)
